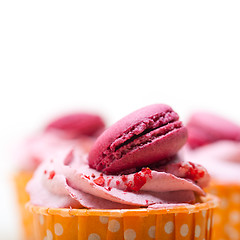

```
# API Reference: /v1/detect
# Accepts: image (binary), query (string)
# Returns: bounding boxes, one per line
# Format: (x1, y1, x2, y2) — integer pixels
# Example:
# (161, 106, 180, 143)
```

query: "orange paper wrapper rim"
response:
(27, 194, 219, 217)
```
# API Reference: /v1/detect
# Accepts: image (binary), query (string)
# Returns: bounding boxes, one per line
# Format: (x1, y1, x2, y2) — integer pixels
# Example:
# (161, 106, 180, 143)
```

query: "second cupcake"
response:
(185, 111, 240, 240)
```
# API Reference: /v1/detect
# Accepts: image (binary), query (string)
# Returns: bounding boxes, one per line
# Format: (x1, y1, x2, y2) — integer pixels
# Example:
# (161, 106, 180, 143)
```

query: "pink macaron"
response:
(88, 104, 188, 174)
(186, 111, 240, 149)
(45, 112, 105, 138)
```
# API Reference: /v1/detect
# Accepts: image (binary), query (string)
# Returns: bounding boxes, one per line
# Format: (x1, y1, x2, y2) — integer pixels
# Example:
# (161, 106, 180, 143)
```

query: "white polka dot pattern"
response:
(108, 219, 120, 233)
(99, 216, 108, 224)
(148, 226, 155, 238)
(180, 224, 189, 237)
(34, 207, 213, 240)
(164, 221, 174, 234)
(88, 233, 101, 240)
(201, 210, 206, 217)
(195, 225, 201, 238)
(229, 211, 240, 223)
(209, 185, 240, 240)
(207, 218, 211, 231)
(124, 229, 136, 240)
(46, 229, 53, 240)
(54, 223, 63, 236)
(39, 215, 44, 225)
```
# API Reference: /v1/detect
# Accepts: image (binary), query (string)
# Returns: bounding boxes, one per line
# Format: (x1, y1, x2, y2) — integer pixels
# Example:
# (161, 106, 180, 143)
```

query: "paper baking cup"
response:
(13, 171, 34, 240)
(207, 182, 240, 240)
(27, 194, 218, 240)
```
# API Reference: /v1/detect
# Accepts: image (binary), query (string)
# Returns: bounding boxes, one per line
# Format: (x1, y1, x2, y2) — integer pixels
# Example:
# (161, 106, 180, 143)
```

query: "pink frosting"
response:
(27, 148, 209, 209)
(183, 140, 240, 184)
(16, 130, 94, 171)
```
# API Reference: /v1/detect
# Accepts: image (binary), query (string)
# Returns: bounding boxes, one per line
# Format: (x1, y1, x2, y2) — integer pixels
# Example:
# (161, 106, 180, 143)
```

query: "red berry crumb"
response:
(107, 178, 112, 186)
(132, 172, 147, 192)
(125, 181, 133, 192)
(93, 176, 105, 186)
(185, 162, 205, 182)
(121, 175, 127, 182)
(141, 167, 152, 179)
(123, 168, 151, 192)
(48, 171, 55, 180)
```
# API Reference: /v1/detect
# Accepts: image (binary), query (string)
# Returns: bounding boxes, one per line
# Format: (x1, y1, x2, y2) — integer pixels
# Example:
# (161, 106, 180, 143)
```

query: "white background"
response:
(0, 1, 240, 239)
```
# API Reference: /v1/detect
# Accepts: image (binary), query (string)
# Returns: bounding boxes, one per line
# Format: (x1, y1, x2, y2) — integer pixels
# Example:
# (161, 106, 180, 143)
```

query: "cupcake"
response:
(185, 111, 240, 240)
(27, 104, 218, 240)
(14, 112, 105, 240)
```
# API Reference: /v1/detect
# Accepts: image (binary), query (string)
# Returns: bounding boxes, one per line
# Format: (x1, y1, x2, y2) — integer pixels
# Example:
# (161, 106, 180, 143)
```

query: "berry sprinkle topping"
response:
(123, 168, 152, 192)
(93, 176, 105, 187)
(185, 162, 205, 182)
(48, 171, 55, 180)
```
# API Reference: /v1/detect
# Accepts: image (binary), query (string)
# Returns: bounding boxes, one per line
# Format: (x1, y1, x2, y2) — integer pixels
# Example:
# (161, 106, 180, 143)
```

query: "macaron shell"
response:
(89, 104, 187, 174)
(187, 111, 240, 148)
(103, 126, 187, 174)
(45, 113, 105, 137)
(89, 104, 173, 158)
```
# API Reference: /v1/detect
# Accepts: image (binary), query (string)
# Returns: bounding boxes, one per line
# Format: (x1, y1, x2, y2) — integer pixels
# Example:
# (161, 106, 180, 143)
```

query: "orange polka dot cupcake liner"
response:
(207, 182, 240, 240)
(13, 171, 34, 240)
(27, 194, 218, 240)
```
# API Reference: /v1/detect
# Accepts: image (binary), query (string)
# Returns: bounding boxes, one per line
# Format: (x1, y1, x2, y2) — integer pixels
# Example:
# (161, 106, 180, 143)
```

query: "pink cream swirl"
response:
(27, 148, 210, 209)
